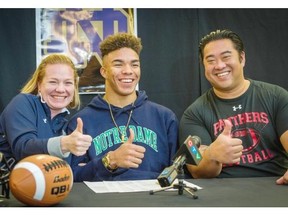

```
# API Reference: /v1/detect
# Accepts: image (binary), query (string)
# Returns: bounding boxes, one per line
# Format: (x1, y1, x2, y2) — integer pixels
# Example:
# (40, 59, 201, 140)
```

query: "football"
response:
(9, 154, 73, 206)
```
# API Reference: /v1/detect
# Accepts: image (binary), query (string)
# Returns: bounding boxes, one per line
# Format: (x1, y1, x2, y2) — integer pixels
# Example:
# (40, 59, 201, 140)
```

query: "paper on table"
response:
(83, 179, 202, 193)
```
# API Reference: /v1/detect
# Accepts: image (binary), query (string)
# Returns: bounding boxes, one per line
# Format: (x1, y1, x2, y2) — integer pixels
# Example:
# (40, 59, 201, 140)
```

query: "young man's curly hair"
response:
(99, 32, 143, 57)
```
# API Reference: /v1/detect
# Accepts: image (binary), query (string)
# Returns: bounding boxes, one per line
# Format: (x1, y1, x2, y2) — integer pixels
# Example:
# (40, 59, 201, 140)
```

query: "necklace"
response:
(106, 100, 134, 143)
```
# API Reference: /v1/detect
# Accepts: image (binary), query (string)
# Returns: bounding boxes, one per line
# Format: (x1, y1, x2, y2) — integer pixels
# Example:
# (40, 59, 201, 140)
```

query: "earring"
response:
(38, 92, 46, 104)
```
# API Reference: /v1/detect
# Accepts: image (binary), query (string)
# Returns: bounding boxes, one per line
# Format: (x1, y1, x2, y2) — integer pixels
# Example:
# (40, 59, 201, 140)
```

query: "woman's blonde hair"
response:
(21, 54, 80, 109)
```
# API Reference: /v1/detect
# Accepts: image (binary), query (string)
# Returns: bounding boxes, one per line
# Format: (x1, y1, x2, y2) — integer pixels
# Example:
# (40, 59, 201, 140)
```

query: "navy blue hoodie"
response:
(67, 91, 179, 182)
(0, 93, 69, 166)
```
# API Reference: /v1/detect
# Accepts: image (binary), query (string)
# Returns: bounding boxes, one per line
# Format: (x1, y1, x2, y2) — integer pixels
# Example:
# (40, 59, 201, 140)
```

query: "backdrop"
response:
(1, 8, 288, 121)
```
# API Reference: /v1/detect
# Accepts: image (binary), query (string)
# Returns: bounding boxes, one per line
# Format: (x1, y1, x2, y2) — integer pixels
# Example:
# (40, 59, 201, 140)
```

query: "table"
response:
(2, 176, 288, 207)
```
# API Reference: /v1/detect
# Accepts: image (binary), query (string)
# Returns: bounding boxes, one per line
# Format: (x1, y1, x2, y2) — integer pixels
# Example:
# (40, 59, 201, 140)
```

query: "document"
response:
(84, 179, 202, 193)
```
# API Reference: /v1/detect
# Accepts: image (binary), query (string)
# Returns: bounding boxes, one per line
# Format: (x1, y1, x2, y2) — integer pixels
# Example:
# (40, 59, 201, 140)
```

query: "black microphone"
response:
(157, 135, 202, 187)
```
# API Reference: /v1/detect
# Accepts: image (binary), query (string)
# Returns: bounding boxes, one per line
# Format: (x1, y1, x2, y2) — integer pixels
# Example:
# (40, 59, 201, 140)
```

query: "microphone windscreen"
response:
(173, 135, 202, 165)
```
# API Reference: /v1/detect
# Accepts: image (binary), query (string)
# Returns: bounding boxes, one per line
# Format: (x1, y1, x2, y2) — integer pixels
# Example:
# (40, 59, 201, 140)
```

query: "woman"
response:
(0, 54, 92, 168)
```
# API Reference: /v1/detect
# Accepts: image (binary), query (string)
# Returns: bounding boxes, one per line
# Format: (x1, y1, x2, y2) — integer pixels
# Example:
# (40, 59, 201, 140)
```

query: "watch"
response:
(102, 153, 118, 172)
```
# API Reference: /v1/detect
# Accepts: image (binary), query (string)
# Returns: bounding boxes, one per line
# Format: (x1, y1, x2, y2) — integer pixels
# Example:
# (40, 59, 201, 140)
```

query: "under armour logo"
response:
(43, 118, 47, 123)
(232, 105, 242, 111)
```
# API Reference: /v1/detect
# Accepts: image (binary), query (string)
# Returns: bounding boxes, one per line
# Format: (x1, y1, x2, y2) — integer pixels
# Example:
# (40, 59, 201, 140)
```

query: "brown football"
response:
(9, 154, 73, 206)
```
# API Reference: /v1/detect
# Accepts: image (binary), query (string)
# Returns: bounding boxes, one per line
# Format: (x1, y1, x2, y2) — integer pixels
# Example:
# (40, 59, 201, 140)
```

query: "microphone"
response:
(157, 135, 202, 187)
(173, 135, 202, 165)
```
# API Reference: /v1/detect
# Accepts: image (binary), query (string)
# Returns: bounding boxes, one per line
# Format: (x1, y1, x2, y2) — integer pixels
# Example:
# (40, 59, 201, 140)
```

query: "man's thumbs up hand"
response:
(207, 119, 243, 164)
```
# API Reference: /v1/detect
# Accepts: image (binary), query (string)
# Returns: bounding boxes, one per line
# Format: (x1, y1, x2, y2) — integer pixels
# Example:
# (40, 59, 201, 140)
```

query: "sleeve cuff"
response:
(47, 136, 70, 159)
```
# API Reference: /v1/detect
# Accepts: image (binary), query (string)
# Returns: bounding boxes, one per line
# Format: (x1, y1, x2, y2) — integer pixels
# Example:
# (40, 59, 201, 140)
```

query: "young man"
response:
(179, 29, 288, 185)
(67, 32, 179, 182)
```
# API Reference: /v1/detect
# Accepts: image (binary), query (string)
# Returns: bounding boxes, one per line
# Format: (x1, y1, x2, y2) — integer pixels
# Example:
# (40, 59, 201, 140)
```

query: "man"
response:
(179, 29, 288, 185)
(67, 32, 179, 182)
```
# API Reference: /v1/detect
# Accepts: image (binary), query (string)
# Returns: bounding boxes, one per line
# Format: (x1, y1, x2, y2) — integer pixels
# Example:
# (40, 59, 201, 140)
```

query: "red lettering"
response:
(244, 112, 253, 123)
(241, 155, 247, 163)
(261, 149, 274, 159)
(214, 112, 269, 137)
(240, 149, 274, 164)
(254, 152, 262, 162)
(260, 112, 269, 124)
(261, 150, 268, 160)
(237, 113, 244, 124)
(213, 119, 225, 136)
(252, 112, 261, 122)
(228, 116, 239, 127)
(246, 154, 254, 163)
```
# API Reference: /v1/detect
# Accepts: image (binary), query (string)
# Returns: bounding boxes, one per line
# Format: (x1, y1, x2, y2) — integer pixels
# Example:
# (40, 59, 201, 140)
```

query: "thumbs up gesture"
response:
(208, 119, 243, 164)
(61, 117, 92, 156)
(107, 128, 146, 169)
(75, 117, 84, 134)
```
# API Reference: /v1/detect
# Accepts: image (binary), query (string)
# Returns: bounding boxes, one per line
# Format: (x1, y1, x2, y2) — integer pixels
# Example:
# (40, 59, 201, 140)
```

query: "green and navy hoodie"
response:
(67, 91, 179, 182)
